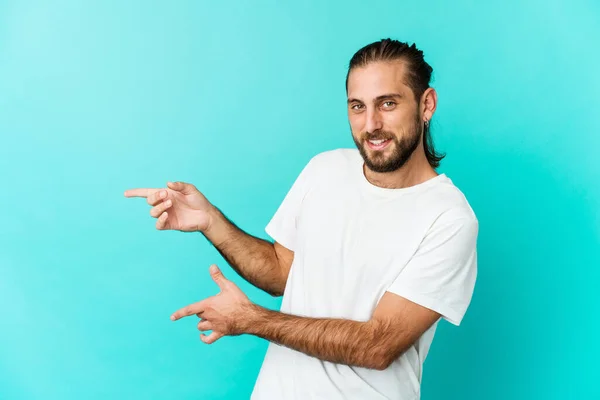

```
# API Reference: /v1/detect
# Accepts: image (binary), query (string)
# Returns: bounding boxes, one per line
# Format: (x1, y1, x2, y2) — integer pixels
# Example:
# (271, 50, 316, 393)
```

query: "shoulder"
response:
(301, 148, 359, 180)
(416, 176, 479, 232)
(306, 148, 358, 167)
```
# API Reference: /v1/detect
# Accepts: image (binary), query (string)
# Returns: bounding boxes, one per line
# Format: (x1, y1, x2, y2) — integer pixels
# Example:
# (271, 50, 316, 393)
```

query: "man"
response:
(125, 38, 478, 399)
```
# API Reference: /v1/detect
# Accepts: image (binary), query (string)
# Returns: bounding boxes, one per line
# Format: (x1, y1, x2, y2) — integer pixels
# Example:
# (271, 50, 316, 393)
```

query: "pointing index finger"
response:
(124, 188, 157, 198)
(171, 299, 208, 321)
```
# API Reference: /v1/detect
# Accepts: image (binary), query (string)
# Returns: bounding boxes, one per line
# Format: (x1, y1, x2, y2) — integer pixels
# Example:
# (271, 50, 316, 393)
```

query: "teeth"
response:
(369, 139, 386, 145)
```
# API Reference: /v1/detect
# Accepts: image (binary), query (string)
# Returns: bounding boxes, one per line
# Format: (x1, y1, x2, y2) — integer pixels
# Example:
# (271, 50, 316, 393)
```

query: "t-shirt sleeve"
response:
(386, 211, 479, 326)
(264, 157, 315, 252)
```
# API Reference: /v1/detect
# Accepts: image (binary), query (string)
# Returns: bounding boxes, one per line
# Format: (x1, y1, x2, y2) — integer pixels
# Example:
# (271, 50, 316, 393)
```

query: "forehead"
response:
(347, 61, 412, 100)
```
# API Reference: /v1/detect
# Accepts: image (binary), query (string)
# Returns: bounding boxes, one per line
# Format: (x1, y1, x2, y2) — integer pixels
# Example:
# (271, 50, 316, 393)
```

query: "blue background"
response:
(1, 1, 598, 398)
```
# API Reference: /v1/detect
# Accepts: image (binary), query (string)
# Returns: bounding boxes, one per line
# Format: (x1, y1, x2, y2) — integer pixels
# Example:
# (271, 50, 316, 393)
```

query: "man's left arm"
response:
(170, 264, 439, 371)
(242, 292, 440, 370)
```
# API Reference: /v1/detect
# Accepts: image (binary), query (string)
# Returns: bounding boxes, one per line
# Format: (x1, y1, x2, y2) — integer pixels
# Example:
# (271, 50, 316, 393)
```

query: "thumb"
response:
(210, 264, 228, 290)
(167, 181, 197, 195)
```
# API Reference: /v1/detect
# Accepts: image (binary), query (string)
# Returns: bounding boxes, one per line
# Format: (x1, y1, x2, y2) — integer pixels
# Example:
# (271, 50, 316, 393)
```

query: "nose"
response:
(364, 108, 383, 134)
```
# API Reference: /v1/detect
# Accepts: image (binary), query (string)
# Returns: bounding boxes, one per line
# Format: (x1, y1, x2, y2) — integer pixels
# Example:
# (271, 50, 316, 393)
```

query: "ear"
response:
(421, 87, 437, 123)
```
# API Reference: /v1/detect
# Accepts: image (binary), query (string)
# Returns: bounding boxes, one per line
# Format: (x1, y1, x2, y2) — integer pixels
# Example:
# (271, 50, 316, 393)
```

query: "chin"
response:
(367, 160, 400, 173)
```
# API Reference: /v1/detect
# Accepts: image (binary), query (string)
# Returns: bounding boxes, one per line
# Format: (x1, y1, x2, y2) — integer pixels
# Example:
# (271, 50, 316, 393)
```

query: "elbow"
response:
(360, 322, 400, 370)
(267, 279, 286, 297)
(362, 358, 391, 371)
(362, 350, 396, 371)
(363, 342, 406, 370)
(268, 274, 286, 297)
(369, 356, 394, 371)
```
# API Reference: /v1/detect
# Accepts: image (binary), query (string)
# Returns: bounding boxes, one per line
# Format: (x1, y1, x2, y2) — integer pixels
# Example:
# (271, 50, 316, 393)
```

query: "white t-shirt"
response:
(251, 148, 478, 400)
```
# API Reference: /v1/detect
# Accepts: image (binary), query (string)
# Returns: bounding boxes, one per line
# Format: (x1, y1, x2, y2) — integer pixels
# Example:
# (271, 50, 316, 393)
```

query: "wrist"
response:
(238, 303, 268, 335)
(203, 206, 224, 237)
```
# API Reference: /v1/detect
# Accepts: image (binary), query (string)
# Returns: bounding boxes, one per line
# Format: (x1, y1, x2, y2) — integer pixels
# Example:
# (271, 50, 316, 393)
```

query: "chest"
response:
(293, 185, 430, 299)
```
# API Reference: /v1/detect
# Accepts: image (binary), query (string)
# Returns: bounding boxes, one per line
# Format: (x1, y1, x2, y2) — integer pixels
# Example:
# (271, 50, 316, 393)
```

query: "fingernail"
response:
(160, 191, 166, 199)
(210, 265, 218, 273)
(170, 315, 176, 321)
(166, 199, 172, 206)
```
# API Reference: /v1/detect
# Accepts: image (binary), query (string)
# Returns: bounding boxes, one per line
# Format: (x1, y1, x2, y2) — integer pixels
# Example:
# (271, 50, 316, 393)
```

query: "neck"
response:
(363, 148, 438, 189)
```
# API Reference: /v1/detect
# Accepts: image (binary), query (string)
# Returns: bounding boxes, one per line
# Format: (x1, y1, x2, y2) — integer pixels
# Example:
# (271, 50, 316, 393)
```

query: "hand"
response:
(124, 181, 214, 232)
(170, 264, 255, 344)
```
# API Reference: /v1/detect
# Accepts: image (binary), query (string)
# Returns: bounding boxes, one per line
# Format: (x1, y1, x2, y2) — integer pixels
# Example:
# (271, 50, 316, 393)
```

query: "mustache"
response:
(364, 131, 395, 141)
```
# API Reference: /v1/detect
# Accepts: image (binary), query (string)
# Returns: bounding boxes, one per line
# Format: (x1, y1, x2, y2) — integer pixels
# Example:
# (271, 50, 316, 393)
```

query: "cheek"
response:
(348, 113, 364, 133)
(384, 111, 414, 132)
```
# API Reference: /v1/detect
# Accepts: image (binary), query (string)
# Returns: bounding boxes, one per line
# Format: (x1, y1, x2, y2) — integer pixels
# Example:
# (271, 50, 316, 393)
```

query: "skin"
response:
(124, 60, 442, 370)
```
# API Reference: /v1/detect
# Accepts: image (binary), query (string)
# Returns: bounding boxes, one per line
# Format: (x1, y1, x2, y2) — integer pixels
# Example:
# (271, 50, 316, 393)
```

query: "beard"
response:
(352, 115, 422, 173)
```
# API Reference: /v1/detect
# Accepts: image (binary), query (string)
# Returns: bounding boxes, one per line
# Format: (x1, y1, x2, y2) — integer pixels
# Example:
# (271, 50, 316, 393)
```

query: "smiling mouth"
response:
(366, 138, 392, 150)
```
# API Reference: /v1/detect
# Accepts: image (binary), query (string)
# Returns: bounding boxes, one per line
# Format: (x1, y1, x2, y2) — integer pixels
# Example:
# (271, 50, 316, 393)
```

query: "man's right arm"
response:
(203, 206, 293, 297)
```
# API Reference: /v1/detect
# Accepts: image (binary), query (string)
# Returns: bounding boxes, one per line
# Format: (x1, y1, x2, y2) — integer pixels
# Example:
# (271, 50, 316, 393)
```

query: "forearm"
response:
(243, 305, 397, 370)
(203, 207, 285, 296)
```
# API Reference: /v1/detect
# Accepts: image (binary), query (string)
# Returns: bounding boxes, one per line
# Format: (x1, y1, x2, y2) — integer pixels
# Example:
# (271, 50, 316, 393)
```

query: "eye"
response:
(350, 103, 364, 111)
(382, 101, 396, 109)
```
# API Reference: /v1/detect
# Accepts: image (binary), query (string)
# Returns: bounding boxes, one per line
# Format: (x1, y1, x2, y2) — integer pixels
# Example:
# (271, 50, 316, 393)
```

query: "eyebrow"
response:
(347, 93, 404, 104)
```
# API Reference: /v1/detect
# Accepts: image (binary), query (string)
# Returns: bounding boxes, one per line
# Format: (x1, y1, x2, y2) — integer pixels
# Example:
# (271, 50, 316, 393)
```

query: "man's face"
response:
(347, 61, 422, 173)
